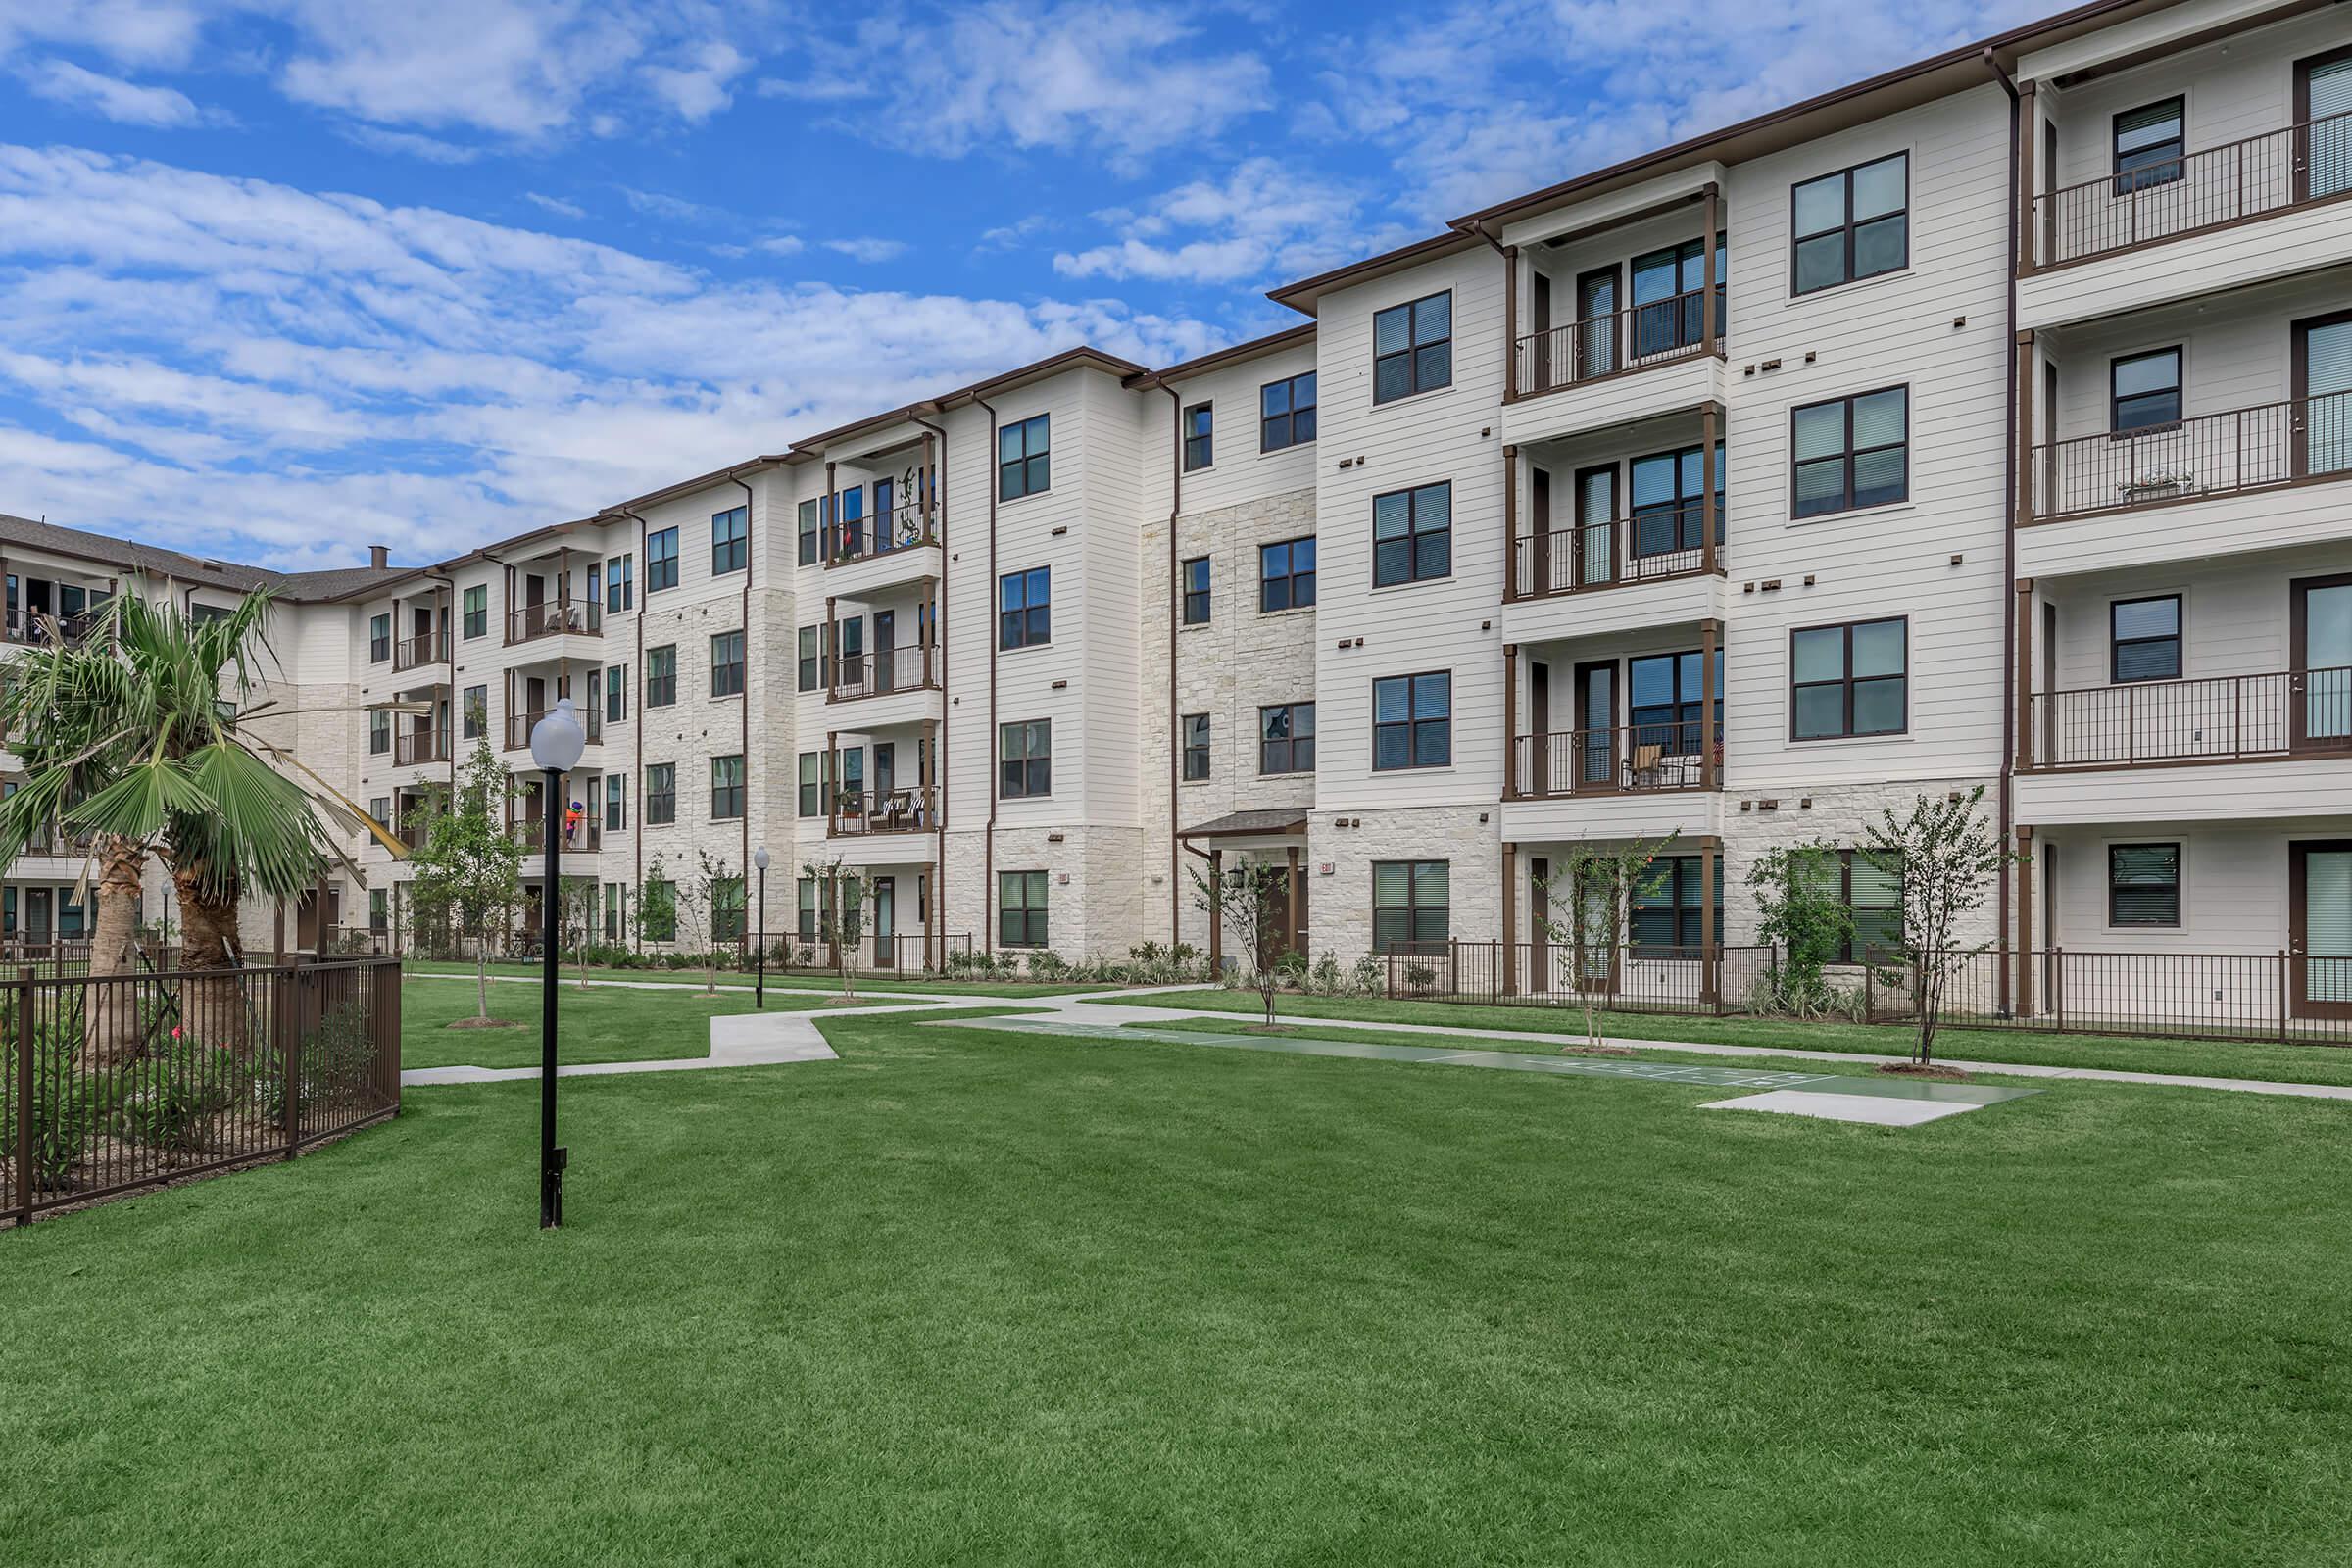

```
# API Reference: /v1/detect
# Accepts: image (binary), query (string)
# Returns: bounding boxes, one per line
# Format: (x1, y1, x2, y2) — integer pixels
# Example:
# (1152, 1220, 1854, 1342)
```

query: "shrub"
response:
(1350, 955, 1384, 997)
(0, 999, 94, 1189)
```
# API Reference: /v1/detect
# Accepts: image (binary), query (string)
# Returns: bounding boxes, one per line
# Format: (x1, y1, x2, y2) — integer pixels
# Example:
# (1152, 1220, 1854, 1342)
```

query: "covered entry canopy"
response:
(1177, 808, 1309, 969)
(1177, 807, 1308, 846)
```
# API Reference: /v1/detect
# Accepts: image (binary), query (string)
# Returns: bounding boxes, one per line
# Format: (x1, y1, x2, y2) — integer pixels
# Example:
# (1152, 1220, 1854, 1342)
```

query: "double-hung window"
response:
(1181, 557, 1210, 625)
(999, 719, 1051, 799)
(368, 613, 390, 662)
(604, 663, 626, 723)
(646, 645, 677, 708)
(645, 763, 676, 826)
(1791, 618, 1907, 739)
(710, 630, 745, 698)
(999, 567, 1050, 650)
(1259, 538, 1315, 611)
(647, 526, 679, 592)
(1373, 482, 1450, 586)
(1631, 857, 1723, 953)
(1373, 292, 1451, 403)
(605, 774, 625, 830)
(1791, 387, 1908, 516)
(1373, 671, 1450, 770)
(710, 755, 745, 820)
(2114, 98, 2185, 194)
(1791, 153, 1908, 294)
(1181, 714, 1209, 781)
(1372, 860, 1447, 954)
(1840, 851, 1904, 962)
(710, 506, 748, 575)
(1260, 372, 1316, 451)
(463, 585, 487, 639)
(1183, 403, 1213, 471)
(2111, 348, 2181, 432)
(606, 554, 633, 612)
(2110, 843, 2182, 926)
(798, 499, 820, 566)
(713, 877, 746, 941)
(2111, 595, 2181, 683)
(462, 685, 486, 739)
(999, 414, 1050, 501)
(798, 752, 822, 817)
(369, 710, 391, 755)
(1259, 703, 1314, 774)
(1000, 871, 1050, 949)
(643, 879, 676, 941)
(798, 626, 821, 692)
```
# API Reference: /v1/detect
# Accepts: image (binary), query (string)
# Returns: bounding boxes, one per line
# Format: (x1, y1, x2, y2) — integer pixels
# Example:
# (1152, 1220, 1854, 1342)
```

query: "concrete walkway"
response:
(398, 976, 2352, 1102)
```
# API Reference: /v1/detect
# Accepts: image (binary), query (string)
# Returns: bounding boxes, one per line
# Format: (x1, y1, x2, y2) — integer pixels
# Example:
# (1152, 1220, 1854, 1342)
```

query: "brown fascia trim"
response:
(1265, 230, 1482, 314)
(1125, 323, 1318, 388)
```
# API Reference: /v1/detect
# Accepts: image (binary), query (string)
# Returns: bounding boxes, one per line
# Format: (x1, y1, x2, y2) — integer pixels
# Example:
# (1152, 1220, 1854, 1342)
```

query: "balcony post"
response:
(1699, 619, 1720, 791)
(1502, 442, 1519, 602)
(1700, 182, 1720, 355)
(825, 594, 838, 700)
(2015, 578, 2035, 771)
(1503, 643, 1520, 800)
(825, 729, 838, 835)
(1700, 401, 1721, 575)
(1699, 837, 1718, 1005)
(2014, 329, 2037, 524)
(2015, 826, 2035, 1017)
(1206, 847, 1223, 977)
(1502, 244, 1519, 404)
(1501, 841, 1517, 997)
(2015, 79, 2038, 276)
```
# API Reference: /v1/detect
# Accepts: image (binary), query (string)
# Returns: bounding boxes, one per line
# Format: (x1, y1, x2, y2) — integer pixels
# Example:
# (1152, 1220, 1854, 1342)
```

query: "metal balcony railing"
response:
(1511, 284, 1723, 397)
(503, 599, 602, 646)
(828, 786, 940, 837)
(829, 642, 940, 703)
(1512, 505, 1723, 599)
(392, 629, 449, 670)
(2028, 391, 2352, 520)
(2027, 666, 2352, 769)
(393, 727, 449, 767)
(2031, 111, 2352, 269)
(1511, 721, 1722, 798)
(825, 504, 940, 567)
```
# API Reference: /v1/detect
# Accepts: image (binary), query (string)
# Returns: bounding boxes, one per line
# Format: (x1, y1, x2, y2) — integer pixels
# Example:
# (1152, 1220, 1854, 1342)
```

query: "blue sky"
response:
(0, 0, 2035, 570)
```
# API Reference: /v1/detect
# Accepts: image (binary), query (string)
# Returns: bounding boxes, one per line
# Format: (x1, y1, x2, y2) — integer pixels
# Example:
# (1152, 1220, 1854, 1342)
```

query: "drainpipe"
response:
(426, 570, 458, 798)
(730, 471, 756, 952)
(910, 407, 950, 963)
(974, 392, 1000, 956)
(1986, 47, 2022, 1014)
(1158, 382, 1183, 946)
(612, 509, 651, 955)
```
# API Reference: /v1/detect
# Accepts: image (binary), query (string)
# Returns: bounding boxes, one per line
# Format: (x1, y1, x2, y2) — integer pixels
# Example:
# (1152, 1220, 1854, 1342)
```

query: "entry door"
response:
(1575, 265, 1619, 381)
(1528, 661, 1551, 796)
(24, 888, 52, 942)
(1527, 466, 1552, 596)
(1528, 856, 1552, 994)
(2290, 842, 2352, 1019)
(1530, 272, 1552, 392)
(2297, 45, 2352, 202)
(874, 610, 896, 693)
(2295, 310, 2352, 478)
(872, 877, 896, 968)
(2290, 574, 2352, 750)
(1574, 661, 1617, 791)
(1575, 465, 1617, 588)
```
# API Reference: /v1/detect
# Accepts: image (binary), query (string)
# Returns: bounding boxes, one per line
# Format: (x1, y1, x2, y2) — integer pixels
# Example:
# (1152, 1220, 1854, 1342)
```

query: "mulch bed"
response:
(1876, 1062, 1969, 1081)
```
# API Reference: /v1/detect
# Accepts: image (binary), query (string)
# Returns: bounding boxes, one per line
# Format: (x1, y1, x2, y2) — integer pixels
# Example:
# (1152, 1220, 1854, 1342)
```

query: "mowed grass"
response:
(1126, 987, 2352, 1088)
(5, 1011, 2352, 1565)
(400, 975, 875, 1069)
(403, 957, 1115, 998)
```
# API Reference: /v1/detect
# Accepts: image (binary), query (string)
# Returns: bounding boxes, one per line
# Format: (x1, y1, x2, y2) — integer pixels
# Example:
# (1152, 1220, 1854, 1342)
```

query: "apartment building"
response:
(7, 0, 2349, 1029)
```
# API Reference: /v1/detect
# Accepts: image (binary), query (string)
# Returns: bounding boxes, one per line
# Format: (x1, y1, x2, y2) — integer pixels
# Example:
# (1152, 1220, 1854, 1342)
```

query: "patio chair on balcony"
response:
(1629, 743, 1666, 790)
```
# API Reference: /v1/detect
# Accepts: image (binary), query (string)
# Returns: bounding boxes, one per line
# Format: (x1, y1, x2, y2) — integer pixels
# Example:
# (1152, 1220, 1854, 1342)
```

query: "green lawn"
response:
(5, 1011, 2352, 1563)
(404, 957, 1118, 998)
(1126, 987, 2352, 1087)
(401, 975, 871, 1069)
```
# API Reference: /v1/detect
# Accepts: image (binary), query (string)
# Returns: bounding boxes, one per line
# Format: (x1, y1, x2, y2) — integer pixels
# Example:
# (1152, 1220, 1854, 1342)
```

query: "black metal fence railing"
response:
(2, 957, 403, 1226)
(1512, 284, 1724, 396)
(2028, 391, 2350, 520)
(765, 932, 973, 974)
(1512, 507, 1721, 599)
(2028, 667, 2352, 768)
(2032, 111, 2352, 269)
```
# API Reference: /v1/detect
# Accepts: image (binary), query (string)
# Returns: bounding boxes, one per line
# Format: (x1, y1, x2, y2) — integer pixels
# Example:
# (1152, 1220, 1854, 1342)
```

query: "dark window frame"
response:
(645, 762, 676, 826)
(2109, 841, 2183, 927)
(797, 626, 821, 692)
(1259, 537, 1316, 612)
(605, 663, 626, 723)
(798, 752, 823, 818)
(998, 414, 1051, 502)
(1789, 616, 1909, 741)
(710, 629, 746, 699)
(1260, 371, 1317, 451)
(2112, 96, 2186, 195)
(1373, 290, 1452, 404)
(1180, 712, 1209, 781)
(1259, 702, 1315, 774)
(1371, 859, 1448, 955)
(1789, 151, 1910, 296)
(605, 774, 626, 831)
(999, 718, 1053, 799)
(646, 526, 680, 592)
(2110, 594, 2183, 684)
(1000, 869, 1051, 949)
(645, 644, 678, 708)
(1372, 481, 1451, 587)
(998, 566, 1051, 651)
(1372, 670, 1452, 771)
(2109, 346, 2183, 434)
(462, 585, 488, 639)
(1182, 402, 1213, 471)
(797, 499, 820, 566)
(1181, 556, 1211, 625)
(1629, 855, 1726, 954)
(710, 754, 745, 821)
(1790, 385, 1910, 517)
(710, 505, 749, 576)
(606, 554, 633, 612)
(1836, 850, 1905, 964)
(461, 686, 487, 739)
(368, 612, 390, 663)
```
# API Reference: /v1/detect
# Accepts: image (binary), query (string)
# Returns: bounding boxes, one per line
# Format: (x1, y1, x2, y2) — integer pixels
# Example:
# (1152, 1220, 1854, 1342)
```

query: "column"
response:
(1502, 842, 1518, 997)
(1503, 643, 1521, 800)
(1206, 847, 1223, 976)
(2015, 579, 2036, 771)
(1700, 182, 1720, 354)
(1699, 619, 1721, 790)
(1699, 839, 1719, 1004)
(1286, 845, 1303, 959)
(2016, 826, 2036, 1018)
(1700, 402, 1721, 576)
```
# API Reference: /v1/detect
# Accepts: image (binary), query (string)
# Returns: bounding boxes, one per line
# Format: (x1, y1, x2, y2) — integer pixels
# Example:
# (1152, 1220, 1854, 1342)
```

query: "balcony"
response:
(2028, 391, 2350, 523)
(393, 727, 450, 767)
(1510, 721, 1722, 799)
(824, 504, 939, 569)
(2025, 667, 2351, 772)
(4, 609, 103, 646)
(504, 600, 602, 648)
(1511, 285, 1723, 400)
(1511, 505, 1722, 601)
(2030, 113, 2351, 272)
(827, 786, 940, 838)
(510, 817, 601, 853)
(392, 629, 449, 672)
(829, 642, 940, 705)
(504, 707, 604, 753)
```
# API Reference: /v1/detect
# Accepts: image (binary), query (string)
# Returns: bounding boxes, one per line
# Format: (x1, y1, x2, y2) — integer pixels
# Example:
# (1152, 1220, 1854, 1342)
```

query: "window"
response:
(1373, 671, 1451, 770)
(2114, 97, 2184, 193)
(999, 566, 1051, 650)
(797, 876, 817, 940)
(462, 686, 486, 739)
(1791, 387, 1908, 516)
(798, 626, 821, 692)
(998, 414, 1051, 501)
(1791, 618, 1907, 739)
(713, 877, 746, 941)
(710, 755, 745, 820)
(999, 719, 1052, 798)
(1259, 537, 1316, 612)
(368, 613, 390, 662)
(646, 645, 677, 708)
(463, 585, 487, 639)
(2110, 843, 2181, 927)
(710, 505, 748, 575)
(587, 563, 602, 614)
(798, 752, 822, 817)
(1000, 870, 1050, 948)
(835, 487, 864, 558)
(1630, 857, 1726, 953)
(1791, 152, 1908, 294)
(1372, 860, 1447, 954)
(1181, 557, 1210, 625)
(605, 663, 626, 723)
(606, 554, 632, 612)
(1373, 291, 1451, 403)
(710, 630, 745, 698)
(369, 796, 391, 828)
(647, 526, 679, 592)
(1628, 442, 1725, 559)
(604, 883, 624, 940)
(1260, 371, 1316, 451)
(369, 710, 391, 755)
(1841, 851, 1904, 962)
(370, 889, 389, 934)
(2111, 348, 2181, 432)
(1181, 713, 1209, 781)
(1183, 402, 1213, 471)
(2111, 595, 2181, 683)
(1260, 702, 1315, 774)
(605, 774, 626, 831)
(1373, 482, 1450, 587)
(1628, 650, 1720, 755)
(646, 763, 676, 826)
(798, 499, 819, 567)
(643, 879, 676, 942)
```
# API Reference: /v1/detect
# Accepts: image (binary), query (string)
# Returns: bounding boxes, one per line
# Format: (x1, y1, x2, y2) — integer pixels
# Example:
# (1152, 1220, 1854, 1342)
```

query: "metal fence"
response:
(1385, 942, 2352, 1046)
(768, 932, 973, 974)
(1511, 509, 1720, 599)
(2027, 392, 2351, 520)
(2032, 111, 2352, 268)
(2, 957, 403, 1226)
(1512, 284, 1722, 395)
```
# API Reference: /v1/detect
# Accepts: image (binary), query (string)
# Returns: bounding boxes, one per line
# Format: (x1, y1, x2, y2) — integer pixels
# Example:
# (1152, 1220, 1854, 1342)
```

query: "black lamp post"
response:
(753, 845, 770, 1009)
(530, 697, 585, 1230)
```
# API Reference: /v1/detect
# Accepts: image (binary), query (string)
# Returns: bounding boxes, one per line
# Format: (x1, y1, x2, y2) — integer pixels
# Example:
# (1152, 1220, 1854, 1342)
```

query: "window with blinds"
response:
(2112, 98, 2184, 194)
(2110, 595, 2181, 683)
(1373, 860, 1447, 954)
(2109, 843, 2181, 927)
(2309, 50, 2351, 200)
(2304, 316, 2352, 478)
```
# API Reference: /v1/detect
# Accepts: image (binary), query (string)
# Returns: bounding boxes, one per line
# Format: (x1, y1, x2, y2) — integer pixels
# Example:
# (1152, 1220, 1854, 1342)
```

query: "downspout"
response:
(910, 408, 950, 959)
(425, 570, 458, 798)
(612, 509, 651, 954)
(730, 471, 756, 953)
(1157, 382, 1183, 945)
(1985, 47, 2021, 1011)
(974, 392, 1000, 956)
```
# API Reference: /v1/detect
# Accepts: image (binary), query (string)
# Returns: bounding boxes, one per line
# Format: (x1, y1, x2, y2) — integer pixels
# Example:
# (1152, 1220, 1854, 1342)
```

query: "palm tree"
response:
(0, 590, 398, 1058)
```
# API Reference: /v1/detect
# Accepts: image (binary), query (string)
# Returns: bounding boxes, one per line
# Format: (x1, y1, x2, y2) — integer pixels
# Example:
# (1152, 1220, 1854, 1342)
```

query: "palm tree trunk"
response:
(83, 835, 150, 1068)
(172, 860, 252, 1051)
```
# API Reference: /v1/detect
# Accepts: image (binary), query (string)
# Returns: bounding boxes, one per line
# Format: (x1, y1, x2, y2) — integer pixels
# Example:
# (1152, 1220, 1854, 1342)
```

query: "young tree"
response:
(1189, 860, 1294, 1028)
(1531, 830, 1681, 1052)
(1747, 840, 1857, 1018)
(802, 858, 873, 1001)
(556, 875, 600, 989)
(636, 860, 679, 956)
(664, 849, 734, 996)
(1862, 786, 2019, 1067)
(405, 736, 524, 1024)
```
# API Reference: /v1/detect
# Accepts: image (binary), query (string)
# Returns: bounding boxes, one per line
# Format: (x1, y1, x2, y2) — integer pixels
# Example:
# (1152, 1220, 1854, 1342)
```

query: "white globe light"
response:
(753, 846, 771, 872)
(529, 696, 587, 772)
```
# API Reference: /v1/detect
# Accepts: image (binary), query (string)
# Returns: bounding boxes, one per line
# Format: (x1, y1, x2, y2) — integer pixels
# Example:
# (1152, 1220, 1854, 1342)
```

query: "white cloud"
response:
(642, 40, 747, 122)
(524, 191, 586, 220)
(339, 124, 481, 164)
(823, 237, 908, 264)
(754, 235, 805, 256)
(752, 75, 873, 103)
(1054, 159, 1411, 287)
(616, 185, 719, 222)
(19, 57, 218, 128)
